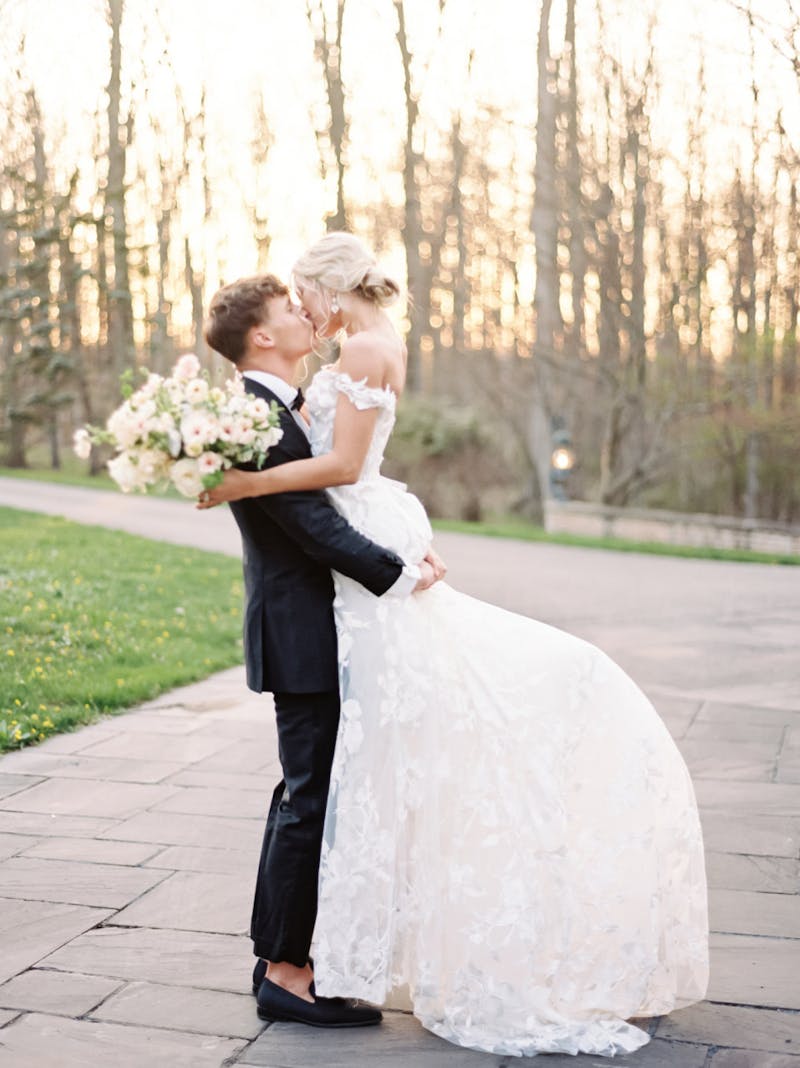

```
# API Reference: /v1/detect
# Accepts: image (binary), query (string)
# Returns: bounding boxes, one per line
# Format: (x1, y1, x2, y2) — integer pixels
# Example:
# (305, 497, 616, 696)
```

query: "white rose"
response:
(197, 451, 223, 476)
(174, 353, 201, 380)
(73, 428, 92, 459)
(108, 452, 146, 493)
(107, 404, 140, 449)
(155, 412, 175, 432)
(166, 428, 182, 458)
(184, 378, 209, 404)
(180, 411, 219, 452)
(131, 398, 156, 421)
(232, 397, 249, 415)
(137, 448, 170, 482)
(215, 416, 237, 443)
(262, 426, 283, 449)
(226, 374, 245, 396)
(249, 398, 269, 420)
(169, 457, 204, 497)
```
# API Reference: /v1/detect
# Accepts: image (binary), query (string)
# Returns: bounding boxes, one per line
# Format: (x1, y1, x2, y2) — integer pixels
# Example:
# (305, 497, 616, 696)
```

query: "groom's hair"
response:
(204, 274, 289, 365)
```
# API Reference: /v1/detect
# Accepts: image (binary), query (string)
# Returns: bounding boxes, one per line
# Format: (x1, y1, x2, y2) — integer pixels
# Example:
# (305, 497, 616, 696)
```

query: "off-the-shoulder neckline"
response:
(318, 364, 399, 402)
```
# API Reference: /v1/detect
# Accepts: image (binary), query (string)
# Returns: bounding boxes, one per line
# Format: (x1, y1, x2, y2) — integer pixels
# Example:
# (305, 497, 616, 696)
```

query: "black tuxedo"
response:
(228, 377, 406, 966)
(230, 378, 404, 693)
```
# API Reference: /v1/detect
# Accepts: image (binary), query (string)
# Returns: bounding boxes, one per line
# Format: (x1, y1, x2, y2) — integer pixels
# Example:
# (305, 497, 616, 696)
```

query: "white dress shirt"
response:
(242, 369, 419, 597)
(243, 369, 309, 439)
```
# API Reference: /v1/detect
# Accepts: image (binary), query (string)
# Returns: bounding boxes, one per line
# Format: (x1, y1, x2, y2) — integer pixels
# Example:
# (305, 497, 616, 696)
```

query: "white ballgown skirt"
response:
(311, 474, 708, 1058)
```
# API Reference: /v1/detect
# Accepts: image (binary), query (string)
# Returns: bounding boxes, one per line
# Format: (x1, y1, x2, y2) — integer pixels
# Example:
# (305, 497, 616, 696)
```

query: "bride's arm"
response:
(199, 338, 381, 506)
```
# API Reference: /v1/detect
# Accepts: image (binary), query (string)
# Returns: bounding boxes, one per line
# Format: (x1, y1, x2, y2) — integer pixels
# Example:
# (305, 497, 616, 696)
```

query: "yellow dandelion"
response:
(6, 650, 14, 657)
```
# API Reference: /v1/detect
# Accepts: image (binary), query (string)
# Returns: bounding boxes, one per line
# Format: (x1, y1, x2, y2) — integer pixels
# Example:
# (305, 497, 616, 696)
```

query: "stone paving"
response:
(0, 477, 799, 1066)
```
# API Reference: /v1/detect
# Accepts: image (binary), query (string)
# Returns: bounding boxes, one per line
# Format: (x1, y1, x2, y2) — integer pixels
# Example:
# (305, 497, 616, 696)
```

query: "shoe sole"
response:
(256, 1008, 381, 1028)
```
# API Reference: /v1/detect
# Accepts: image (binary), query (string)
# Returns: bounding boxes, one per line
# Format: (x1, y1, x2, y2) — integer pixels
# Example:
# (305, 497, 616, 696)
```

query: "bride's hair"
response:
(292, 232, 401, 309)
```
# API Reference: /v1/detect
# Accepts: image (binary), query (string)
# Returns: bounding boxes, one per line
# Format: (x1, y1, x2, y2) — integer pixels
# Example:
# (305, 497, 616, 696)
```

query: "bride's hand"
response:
(196, 468, 256, 509)
(424, 547, 447, 582)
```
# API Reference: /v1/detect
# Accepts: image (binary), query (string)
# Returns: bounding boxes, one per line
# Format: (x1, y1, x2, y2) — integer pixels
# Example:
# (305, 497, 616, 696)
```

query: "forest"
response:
(1, 0, 799, 524)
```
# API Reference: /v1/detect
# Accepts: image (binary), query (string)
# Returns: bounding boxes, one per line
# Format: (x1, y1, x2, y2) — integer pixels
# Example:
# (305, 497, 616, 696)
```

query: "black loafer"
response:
(252, 958, 266, 994)
(256, 976, 381, 1028)
(252, 957, 314, 995)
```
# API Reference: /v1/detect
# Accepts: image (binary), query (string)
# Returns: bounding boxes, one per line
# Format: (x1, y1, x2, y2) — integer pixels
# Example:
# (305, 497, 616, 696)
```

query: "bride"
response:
(200, 232, 708, 1057)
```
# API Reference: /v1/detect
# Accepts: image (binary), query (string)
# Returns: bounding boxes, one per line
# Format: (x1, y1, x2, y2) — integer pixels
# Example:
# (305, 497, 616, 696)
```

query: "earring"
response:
(331, 298, 340, 314)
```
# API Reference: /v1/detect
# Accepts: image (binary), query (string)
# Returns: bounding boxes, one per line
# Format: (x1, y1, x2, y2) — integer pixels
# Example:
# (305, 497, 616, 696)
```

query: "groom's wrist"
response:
(386, 563, 420, 598)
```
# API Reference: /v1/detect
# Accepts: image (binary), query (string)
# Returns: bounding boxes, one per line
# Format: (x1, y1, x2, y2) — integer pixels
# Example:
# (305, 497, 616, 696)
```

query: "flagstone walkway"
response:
(0, 477, 798, 1066)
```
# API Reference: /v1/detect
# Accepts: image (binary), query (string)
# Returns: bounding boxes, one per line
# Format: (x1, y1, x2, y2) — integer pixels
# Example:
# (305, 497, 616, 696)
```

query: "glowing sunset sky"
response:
(2, 0, 797, 289)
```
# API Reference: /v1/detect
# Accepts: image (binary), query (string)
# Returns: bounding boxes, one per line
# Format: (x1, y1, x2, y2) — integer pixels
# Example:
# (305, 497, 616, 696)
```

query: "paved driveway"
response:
(0, 476, 798, 1066)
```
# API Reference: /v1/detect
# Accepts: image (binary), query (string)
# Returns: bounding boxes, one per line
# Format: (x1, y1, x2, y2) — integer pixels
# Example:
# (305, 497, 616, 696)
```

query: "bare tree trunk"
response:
(393, 0, 425, 393)
(742, 5, 761, 519)
(528, 0, 562, 510)
(628, 106, 647, 387)
(1, 221, 27, 466)
(450, 116, 468, 358)
(563, 0, 585, 359)
(306, 0, 348, 231)
(185, 238, 205, 362)
(784, 173, 799, 403)
(105, 0, 134, 377)
(249, 92, 273, 271)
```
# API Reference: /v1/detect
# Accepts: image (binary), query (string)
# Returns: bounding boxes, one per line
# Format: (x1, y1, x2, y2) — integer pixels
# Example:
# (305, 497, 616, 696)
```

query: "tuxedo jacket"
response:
(228, 377, 405, 695)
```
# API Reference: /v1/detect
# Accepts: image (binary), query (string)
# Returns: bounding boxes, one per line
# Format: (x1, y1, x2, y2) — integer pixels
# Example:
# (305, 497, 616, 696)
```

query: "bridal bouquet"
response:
(73, 353, 283, 497)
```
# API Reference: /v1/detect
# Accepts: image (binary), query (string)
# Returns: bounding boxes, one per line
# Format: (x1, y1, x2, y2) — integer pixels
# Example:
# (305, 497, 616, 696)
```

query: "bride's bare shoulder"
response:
(339, 332, 401, 391)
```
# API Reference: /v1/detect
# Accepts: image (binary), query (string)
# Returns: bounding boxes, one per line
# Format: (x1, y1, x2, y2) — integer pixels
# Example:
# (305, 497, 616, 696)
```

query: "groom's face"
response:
(258, 295, 313, 360)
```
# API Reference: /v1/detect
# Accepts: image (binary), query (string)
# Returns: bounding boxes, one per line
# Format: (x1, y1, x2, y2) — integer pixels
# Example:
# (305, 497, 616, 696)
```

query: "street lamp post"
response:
(549, 426, 575, 501)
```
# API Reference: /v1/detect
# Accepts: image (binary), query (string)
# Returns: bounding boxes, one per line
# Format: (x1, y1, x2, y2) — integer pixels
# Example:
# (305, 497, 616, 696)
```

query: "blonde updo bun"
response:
(292, 232, 400, 307)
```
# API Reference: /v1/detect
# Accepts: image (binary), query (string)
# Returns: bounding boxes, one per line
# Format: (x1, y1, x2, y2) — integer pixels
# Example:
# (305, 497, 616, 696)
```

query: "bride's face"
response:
(296, 281, 340, 338)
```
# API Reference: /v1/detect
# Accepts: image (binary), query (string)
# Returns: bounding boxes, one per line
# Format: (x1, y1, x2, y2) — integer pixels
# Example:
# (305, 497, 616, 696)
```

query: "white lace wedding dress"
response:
(305, 366, 709, 1058)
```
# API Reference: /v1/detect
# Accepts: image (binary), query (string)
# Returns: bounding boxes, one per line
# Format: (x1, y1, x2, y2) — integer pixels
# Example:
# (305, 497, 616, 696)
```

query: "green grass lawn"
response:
(0, 507, 244, 751)
(431, 517, 800, 566)
(0, 461, 116, 492)
(0, 462, 179, 497)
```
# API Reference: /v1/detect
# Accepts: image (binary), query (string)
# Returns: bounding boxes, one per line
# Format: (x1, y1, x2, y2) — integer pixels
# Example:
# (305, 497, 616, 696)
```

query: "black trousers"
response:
(251, 688, 340, 966)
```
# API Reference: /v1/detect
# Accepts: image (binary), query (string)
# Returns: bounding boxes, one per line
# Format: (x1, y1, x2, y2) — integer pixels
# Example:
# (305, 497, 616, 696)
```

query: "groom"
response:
(203, 275, 440, 1028)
